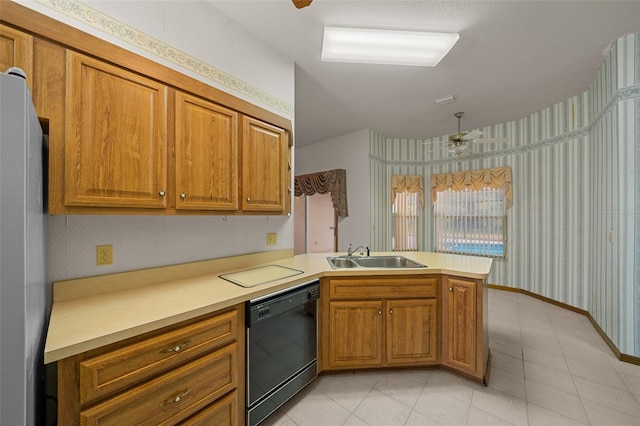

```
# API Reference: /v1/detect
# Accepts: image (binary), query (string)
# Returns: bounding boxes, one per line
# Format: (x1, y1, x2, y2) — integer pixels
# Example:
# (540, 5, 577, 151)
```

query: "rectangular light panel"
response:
(321, 26, 459, 67)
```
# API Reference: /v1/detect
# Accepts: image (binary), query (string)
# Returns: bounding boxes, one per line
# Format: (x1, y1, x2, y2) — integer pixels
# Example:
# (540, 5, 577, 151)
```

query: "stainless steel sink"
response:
(327, 257, 359, 268)
(326, 255, 426, 269)
(355, 256, 425, 268)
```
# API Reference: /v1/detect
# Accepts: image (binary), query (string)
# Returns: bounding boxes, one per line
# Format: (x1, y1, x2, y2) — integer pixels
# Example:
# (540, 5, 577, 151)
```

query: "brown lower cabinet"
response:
(441, 275, 489, 382)
(56, 305, 244, 426)
(320, 274, 488, 384)
(320, 275, 440, 370)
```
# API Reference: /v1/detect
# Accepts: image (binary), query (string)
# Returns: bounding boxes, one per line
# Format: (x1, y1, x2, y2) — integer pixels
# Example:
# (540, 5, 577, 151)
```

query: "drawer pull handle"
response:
(160, 340, 191, 354)
(161, 389, 191, 407)
(389, 309, 394, 314)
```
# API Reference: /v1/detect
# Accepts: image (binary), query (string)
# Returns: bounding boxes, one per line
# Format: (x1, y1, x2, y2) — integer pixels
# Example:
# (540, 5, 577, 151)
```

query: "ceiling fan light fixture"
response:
(321, 27, 459, 67)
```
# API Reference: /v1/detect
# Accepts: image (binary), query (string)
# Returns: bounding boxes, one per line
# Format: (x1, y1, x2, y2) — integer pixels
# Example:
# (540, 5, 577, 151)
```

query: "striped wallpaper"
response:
(370, 33, 639, 357)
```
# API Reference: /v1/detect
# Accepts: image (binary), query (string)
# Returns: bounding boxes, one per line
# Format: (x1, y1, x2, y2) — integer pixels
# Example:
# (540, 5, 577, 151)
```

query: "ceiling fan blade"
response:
(462, 130, 483, 140)
(474, 137, 509, 144)
(292, 0, 313, 9)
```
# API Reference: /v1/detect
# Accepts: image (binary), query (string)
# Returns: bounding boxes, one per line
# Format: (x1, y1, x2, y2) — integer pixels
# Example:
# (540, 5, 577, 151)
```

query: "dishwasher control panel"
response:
(246, 279, 320, 326)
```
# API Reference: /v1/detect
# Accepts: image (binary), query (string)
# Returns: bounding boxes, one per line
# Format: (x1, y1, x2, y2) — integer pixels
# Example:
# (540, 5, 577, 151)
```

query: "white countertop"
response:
(44, 251, 492, 364)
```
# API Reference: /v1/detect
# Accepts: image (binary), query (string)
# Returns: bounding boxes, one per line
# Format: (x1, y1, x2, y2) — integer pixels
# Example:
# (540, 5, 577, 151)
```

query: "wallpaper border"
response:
(31, 0, 294, 117)
(370, 84, 640, 168)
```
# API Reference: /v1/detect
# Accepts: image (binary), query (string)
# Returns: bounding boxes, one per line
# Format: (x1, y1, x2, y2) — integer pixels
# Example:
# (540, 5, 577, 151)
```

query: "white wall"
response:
(295, 128, 370, 253)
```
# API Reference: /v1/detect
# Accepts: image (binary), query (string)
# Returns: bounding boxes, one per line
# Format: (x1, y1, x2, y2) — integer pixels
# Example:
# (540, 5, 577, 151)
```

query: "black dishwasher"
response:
(246, 279, 320, 426)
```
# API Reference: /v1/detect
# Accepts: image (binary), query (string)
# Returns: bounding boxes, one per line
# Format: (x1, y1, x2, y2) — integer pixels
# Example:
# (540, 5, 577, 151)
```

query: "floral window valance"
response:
(391, 175, 425, 208)
(431, 166, 513, 209)
(294, 169, 348, 217)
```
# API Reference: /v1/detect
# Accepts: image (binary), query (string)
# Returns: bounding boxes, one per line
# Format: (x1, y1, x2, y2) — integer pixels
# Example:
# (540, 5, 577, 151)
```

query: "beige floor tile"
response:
(573, 376, 640, 417)
(523, 361, 577, 394)
(314, 373, 372, 411)
(353, 388, 412, 426)
(489, 366, 526, 399)
(491, 351, 525, 377)
(524, 379, 589, 424)
(286, 392, 352, 426)
(471, 387, 528, 426)
(467, 406, 517, 425)
(582, 399, 640, 426)
(526, 403, 587, 426)
(426, 369, 478, 404)
(565, 354, 629, 390)
(522, 346, 570, 373)
(342, 414, 369, 426)
(520, 332, 562, 354)
(490, 336, 523, 359)
(373, 370, 425, 408)
(413, 387, 471, 425)
(404, 409, 441, 425)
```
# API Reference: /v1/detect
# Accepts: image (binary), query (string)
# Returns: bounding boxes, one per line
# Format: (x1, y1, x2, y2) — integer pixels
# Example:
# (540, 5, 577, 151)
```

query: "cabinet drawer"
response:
(80, 343, 238, 426)
(179, 390, 237, 426)
(80, 309, 238, 404)
(328, 276, 438, 299)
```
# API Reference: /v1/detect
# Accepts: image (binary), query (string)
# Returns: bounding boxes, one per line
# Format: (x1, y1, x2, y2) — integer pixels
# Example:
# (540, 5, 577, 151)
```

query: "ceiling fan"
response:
(292, 0, 313, 9)
(441, 112, 509, 156)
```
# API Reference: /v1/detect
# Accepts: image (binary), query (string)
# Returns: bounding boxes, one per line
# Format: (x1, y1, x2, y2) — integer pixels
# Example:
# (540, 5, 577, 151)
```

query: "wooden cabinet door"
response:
(175, 92, 238, 210)
(241, 116, 287, 212)
(0, 24, 33, 88)
(387, 299, 438, 365)
(442, 278, 477, 375)
(329, 300, 383, 368)
(64, 51, 168, 209)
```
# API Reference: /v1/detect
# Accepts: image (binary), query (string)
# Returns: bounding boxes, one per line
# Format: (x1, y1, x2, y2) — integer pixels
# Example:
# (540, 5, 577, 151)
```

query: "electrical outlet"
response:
(267, 233, 277, 246)
(96, 244, 113, 266)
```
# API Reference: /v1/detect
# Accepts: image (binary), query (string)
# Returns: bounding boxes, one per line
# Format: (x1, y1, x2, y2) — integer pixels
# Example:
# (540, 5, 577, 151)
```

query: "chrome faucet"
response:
(347, 244, 369, 257)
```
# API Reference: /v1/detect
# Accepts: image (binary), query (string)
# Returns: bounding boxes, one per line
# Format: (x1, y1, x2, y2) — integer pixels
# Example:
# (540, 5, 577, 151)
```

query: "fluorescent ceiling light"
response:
(322, 27, 459, 67)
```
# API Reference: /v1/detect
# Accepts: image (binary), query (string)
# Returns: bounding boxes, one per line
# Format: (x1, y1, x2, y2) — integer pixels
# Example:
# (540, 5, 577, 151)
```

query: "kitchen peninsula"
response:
(45, 250, 492, 425)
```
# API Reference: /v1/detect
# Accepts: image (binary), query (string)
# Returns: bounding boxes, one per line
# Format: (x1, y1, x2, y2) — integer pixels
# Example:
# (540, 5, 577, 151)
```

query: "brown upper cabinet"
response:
(241, 116, 289, 212)
(1, 4, 292, 216)
(175, 92, 239, 211)
(0, 24, 33, 88)
(65, 51, 169, 210)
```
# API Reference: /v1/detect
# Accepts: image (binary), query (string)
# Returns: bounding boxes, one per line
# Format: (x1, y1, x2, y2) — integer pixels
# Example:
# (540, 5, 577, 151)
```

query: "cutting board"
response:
(219, 265, 304, 288)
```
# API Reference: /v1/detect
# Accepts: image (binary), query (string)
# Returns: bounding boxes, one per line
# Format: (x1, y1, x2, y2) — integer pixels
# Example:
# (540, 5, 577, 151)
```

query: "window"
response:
(393, 191, 419, 251)
(431, 167, 512, 259)
(434, 187, 506, 258)
(391, 175, 424, 251)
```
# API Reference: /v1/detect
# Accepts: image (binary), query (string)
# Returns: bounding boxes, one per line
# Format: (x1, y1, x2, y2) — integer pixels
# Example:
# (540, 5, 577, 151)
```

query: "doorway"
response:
(294, 193, 337, 254)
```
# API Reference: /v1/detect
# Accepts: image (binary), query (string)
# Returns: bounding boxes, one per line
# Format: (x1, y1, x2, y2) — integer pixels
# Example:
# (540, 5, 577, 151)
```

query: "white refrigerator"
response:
(0, 70, 47, 425)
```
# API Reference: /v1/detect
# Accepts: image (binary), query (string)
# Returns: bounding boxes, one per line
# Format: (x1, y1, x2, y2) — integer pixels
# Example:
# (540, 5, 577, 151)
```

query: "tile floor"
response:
(260, 289, 640, 426)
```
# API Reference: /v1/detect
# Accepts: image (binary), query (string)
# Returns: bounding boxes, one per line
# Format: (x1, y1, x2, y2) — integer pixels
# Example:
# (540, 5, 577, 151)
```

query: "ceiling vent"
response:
(434, 95, 457, 106)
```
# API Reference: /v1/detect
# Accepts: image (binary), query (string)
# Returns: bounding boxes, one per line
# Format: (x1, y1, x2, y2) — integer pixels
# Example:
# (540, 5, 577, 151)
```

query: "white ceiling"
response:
(209, 1, 640, 147)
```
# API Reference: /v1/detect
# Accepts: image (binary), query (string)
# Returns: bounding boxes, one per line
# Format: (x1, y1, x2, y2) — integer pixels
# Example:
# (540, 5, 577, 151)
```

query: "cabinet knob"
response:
(160, 340, 191, 354)
(161, 389, 191, 407)
(180, 193, 186, 199)
(246, 197, 251, 202)
(378, 310, 382, 315)
(158, 191, 165, 197)
(389, 309, 394, 314)
(448, 287, 453, 292)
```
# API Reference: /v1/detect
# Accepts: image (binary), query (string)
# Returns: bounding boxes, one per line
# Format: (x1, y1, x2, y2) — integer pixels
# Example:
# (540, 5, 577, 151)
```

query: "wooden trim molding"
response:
(488, 284, 640, 366)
